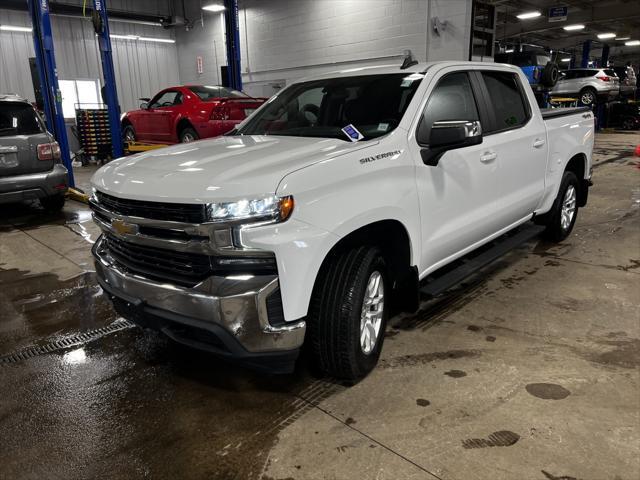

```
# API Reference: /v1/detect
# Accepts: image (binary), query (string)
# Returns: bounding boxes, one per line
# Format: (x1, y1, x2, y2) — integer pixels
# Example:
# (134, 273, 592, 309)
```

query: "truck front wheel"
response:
(539, 171, 579, 242)
(308, 246, 388, 382)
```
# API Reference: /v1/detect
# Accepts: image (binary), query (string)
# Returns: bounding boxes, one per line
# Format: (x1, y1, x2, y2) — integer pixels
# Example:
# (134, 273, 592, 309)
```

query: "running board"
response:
(419, 223, 546, 298)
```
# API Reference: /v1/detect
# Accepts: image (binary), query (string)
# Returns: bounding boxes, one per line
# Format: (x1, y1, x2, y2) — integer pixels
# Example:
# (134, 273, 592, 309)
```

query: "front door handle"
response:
(533, 138, 546, 148)
(480, 151, 497, 163)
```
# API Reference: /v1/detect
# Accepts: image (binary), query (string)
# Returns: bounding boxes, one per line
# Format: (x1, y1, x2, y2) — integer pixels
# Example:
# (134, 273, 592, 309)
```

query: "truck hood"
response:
(91, 135, 373, 203)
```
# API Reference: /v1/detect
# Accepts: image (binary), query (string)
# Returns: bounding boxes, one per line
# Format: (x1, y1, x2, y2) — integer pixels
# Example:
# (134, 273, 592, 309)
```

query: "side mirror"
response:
(420, 120, 482, 166)
(140, 102, 149, 110)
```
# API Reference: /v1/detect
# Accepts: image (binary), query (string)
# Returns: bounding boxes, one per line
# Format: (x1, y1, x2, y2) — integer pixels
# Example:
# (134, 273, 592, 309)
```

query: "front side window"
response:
(149, 91, 181, 108)
(481, 71, 529, 132)
(237, 73, 424, 141)
(417, 72, 479, 142)
(0, 102, 43, 137)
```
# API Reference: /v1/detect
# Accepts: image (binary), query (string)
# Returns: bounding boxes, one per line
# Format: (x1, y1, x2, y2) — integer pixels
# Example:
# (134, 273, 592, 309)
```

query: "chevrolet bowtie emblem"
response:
(111, 218, 139, 235)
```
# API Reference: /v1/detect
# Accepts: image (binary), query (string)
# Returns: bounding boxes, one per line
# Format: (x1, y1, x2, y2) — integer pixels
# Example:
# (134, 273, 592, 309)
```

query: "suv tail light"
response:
(596, 75, 610, 82)
(37, 142, 61, 161)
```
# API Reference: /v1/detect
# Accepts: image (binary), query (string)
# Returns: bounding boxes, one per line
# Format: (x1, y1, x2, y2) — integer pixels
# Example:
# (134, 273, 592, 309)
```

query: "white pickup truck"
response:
(90, 61, 594, 381)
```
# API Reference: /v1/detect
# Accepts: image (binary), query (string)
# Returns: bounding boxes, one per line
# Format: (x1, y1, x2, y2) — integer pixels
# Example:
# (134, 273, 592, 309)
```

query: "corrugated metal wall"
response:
(0, 8, 179, 112)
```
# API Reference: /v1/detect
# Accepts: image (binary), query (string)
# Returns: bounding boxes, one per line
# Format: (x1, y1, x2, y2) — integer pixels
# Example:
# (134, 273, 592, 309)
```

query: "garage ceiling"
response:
(491, 0, 640, 52)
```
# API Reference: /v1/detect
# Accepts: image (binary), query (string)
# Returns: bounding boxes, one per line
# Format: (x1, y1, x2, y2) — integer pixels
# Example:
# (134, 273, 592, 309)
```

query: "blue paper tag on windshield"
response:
(341, 124, 364, 142)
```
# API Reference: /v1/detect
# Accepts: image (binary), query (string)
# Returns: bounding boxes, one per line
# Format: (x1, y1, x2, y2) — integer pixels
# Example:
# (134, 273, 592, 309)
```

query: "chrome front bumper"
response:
(92, 236, 306, 367)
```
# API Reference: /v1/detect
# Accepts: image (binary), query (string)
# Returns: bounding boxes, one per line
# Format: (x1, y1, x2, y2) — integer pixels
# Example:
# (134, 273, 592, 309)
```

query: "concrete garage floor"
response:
(0, 133, 638, 480)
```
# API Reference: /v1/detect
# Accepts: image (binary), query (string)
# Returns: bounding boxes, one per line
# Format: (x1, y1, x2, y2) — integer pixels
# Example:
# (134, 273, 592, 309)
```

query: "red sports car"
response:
(121, 85, 266, 144)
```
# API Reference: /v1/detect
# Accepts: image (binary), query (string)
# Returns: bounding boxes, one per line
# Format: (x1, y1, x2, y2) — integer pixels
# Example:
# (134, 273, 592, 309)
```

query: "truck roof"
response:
(294, 60, 521, 83)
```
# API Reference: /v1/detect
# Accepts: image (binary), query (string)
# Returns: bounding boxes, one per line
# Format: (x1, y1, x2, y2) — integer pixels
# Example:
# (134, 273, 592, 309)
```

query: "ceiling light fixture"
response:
(597, 33, 616, 39)
(561, 58, 571, 62)
(202, 4, 225, 12)
(615, 36, 630, 41)
(625, 40, 640, 46)
(505, 48, 514, 53)
(138, 37, 176, 43)
(516, 11, 541, 20)
(563, 24, 585, 31)
(0, 25, 33, 32)
(110, 34, 138, 40)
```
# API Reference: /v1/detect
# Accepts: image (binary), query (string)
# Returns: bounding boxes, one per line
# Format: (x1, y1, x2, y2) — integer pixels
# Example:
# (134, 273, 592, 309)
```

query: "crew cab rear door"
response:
(474, 69, 547, 224)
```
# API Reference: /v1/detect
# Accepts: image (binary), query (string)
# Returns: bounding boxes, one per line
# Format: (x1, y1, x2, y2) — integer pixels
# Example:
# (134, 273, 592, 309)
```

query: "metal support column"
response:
(581, 40, 591, 68)
(601, 44, 610, 68)
(223, 0, 242, 90)
(27, 0, 75, 187)
(92, 0, 124, 158)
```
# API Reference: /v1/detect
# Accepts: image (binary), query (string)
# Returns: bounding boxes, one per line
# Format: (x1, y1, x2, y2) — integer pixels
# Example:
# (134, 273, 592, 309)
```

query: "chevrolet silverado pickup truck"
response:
(90, 61, 594, 381)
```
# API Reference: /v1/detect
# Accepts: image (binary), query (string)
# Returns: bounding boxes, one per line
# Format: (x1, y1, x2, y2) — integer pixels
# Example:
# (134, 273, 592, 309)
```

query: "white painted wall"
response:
(0, 8, 179, 112)
(176, 0, 473, 97)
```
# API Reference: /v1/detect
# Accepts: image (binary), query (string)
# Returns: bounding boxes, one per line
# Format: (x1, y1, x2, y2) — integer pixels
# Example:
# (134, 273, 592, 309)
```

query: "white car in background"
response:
(552, 68, 620, 105)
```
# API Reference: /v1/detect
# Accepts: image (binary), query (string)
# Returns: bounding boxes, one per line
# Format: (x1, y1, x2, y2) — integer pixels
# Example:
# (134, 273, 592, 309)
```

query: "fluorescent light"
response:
(561, 58, 571, 62)
(563, 24, 585, 31)
(505, 49, 514, 53)
(597, 33, 616, 39)
(516, 11, 541, 20)
(138, 37, 176, 43)
(625, 40, 640, 46)
(615, 36, 630, 41)
(0, 25, 33, 32)
(202, 4, 225, 12)
(110, 34, 138, 40)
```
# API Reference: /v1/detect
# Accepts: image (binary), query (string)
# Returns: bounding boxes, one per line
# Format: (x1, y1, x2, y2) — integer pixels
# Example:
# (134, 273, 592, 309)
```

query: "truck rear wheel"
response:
(308, 246, 388, 382)
(539, 171, 579, 242)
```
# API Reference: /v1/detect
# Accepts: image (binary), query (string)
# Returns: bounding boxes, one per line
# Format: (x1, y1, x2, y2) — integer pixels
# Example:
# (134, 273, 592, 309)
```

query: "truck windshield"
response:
(0, 102, 43, 137)
(236, 73, 424, 141)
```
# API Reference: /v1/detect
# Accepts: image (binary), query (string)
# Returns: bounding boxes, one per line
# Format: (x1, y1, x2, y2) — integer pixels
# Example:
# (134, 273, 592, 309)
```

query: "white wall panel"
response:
(175, 0, 472, 97)
(0, 8, 179, 112)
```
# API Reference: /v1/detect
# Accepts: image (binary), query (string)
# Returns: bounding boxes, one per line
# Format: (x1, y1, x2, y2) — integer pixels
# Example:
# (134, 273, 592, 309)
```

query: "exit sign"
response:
(548, 6, 568, 22)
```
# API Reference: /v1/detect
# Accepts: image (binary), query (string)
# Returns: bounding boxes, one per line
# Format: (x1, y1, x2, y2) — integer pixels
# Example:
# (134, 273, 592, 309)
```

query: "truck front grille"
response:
(96, 191, 206, 223)
(101, 235, 278, 287)
(104, 234, 212, 287)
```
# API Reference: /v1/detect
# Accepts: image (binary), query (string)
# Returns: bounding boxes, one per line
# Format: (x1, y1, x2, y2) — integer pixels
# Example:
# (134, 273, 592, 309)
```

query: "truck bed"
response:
(540, 106, 591, 120)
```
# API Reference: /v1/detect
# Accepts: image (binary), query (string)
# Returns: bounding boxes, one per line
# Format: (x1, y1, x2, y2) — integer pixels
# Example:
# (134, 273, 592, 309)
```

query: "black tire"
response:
(307, 246, 388, 382)
(179, 127, 199, 143)
(579, 87, 597, 106)
(538, 171, 579, 242)
(40, 194, 65, 212)
(122, 124, 136, 143)
(541, 62, 559, 87)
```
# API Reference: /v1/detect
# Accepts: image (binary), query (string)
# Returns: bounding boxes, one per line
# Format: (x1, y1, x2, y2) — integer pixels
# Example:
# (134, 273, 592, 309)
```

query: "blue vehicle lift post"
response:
(27, 0, 75, 187)
(223, 0, 243, 90)
(92, 0, 124, 158)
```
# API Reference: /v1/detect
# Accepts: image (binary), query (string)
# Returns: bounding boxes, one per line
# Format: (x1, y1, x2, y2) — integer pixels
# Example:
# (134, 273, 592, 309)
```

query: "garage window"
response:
(59, 79, 101, 118)
(481, 71, 530, 132)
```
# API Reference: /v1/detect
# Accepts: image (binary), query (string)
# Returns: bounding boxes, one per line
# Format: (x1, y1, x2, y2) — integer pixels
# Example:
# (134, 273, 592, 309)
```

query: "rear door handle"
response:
(480, 151, 497, 163)
(533, 138, 546, 148)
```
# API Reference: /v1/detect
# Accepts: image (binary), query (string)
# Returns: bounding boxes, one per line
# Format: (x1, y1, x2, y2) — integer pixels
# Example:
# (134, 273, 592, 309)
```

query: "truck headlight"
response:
(206, 195, 294, 223)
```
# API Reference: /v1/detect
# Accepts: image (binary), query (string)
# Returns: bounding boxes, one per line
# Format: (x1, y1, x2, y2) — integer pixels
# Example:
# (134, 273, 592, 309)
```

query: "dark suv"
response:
(0, 94, 68, 210)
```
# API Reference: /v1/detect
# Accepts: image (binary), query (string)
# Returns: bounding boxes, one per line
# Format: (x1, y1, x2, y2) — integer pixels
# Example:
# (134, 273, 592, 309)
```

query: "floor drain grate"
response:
(0, 319, 134, 365)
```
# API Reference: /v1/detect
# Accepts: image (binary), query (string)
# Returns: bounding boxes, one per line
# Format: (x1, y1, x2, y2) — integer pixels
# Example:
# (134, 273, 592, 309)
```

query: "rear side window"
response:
(418, 72, 479, 142)
(0, 102, 43, 137)
(481, 71, 529, 132)
(603, 69, 617, 77)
